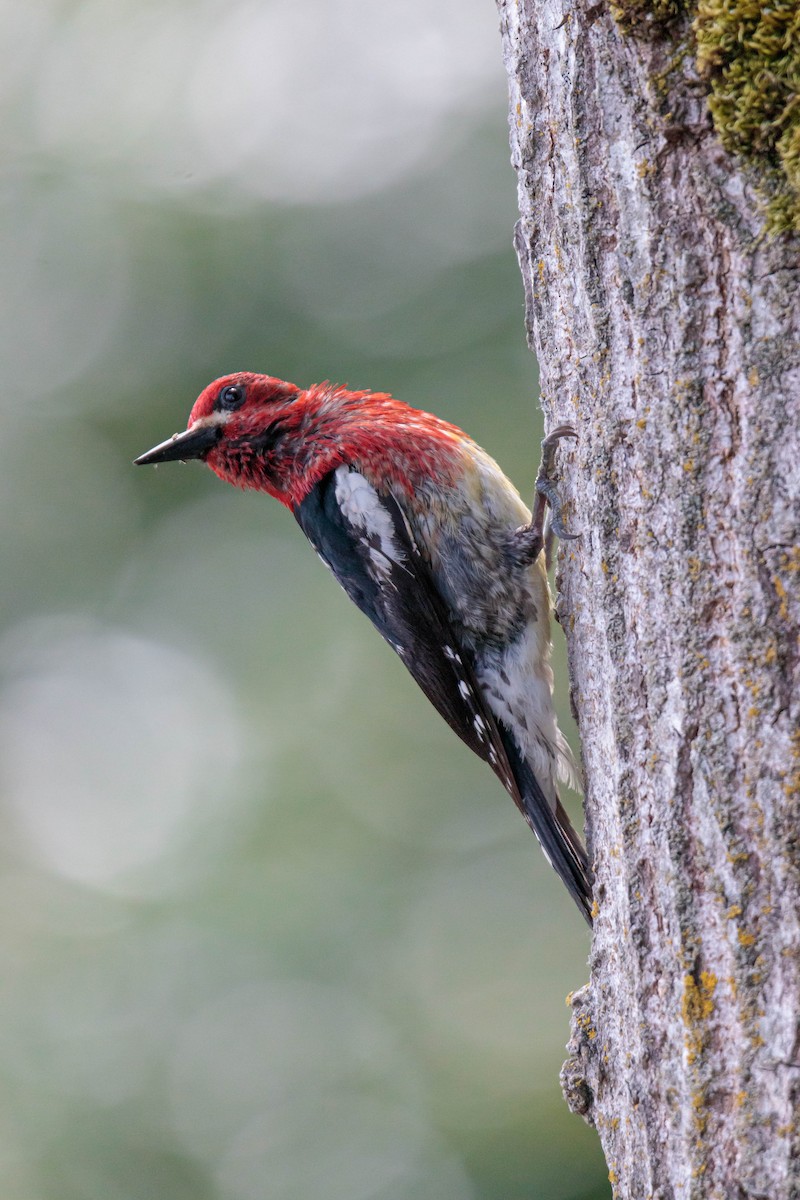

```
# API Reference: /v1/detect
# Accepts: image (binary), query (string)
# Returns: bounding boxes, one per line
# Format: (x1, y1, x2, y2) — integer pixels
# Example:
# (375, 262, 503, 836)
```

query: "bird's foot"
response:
(513, 424, 579, 566)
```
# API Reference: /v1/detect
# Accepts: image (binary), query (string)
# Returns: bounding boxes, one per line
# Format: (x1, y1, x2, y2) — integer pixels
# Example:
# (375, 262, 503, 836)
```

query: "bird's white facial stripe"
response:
(191, 411, 233, 431)
(334, 466, 405, 580)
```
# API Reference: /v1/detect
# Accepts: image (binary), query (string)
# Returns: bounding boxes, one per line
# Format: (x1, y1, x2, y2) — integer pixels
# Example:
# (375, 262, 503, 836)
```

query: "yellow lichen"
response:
(692, 1090, 708, 1134)
(773, 574, 790, 621)
(682, 970, 718, 1063)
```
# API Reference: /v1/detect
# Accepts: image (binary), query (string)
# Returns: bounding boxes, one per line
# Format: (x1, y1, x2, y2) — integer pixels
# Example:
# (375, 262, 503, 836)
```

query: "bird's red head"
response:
(188, 372, 301, 429)
(135, 371, 466, 508)
(185, 372, 308, 503)
(135, 372, 321, 505)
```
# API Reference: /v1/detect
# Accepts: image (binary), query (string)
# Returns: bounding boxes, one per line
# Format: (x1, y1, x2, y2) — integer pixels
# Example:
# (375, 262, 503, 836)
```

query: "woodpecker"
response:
(136, 373, 592, 922)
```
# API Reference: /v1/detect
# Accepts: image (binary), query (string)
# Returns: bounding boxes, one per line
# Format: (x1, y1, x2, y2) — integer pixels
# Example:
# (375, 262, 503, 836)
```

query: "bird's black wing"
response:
(295, 467, 592, 923)
(496, 727, 593, 923)
(295, 468, 514, 779)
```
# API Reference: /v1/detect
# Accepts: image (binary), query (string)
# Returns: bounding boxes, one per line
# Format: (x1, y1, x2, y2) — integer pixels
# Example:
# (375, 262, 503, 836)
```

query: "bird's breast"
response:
(405, 453, 551, 651)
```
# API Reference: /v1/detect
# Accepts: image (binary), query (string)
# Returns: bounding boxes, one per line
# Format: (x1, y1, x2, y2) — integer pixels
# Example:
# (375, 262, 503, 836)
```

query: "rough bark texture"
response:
(496, 3, 800, 1197)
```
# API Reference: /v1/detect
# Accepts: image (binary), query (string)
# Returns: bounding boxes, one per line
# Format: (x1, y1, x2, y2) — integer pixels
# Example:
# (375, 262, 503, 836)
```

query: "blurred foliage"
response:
(0, 1, 608, 1197)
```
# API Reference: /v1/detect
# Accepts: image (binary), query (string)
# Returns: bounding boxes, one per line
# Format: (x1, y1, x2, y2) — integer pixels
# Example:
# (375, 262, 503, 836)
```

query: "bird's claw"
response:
(536, 424, 579, 544)
(537, 478, 580, 542)
(540, 424, 579, 456)
(512, 424, 579, 566)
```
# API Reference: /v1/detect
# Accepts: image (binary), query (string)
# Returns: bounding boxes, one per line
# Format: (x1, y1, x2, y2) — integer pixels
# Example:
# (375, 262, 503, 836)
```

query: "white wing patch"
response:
(334, 466, 406, 582)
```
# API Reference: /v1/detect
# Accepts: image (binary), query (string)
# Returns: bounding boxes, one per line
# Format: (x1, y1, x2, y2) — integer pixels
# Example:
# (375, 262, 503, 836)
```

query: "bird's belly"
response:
(476, 625, 562, 802)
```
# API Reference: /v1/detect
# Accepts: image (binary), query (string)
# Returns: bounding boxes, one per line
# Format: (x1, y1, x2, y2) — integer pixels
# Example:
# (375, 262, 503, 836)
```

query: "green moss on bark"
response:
(611, 0, 800, 233)
(694, 0, 800, 232)
(610, 0, 688, 36)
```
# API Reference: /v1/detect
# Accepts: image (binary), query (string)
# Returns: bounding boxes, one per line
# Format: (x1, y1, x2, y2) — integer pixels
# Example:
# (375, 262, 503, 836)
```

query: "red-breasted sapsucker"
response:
(136, 373, 592, 922)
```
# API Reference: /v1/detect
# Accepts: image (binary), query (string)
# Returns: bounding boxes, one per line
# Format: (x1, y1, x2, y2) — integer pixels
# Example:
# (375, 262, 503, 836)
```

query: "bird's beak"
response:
(134, 424, 221, 466)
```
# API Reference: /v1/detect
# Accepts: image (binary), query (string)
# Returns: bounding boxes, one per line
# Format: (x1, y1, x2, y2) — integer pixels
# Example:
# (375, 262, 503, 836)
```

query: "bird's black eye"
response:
(217, 384, 246, 411)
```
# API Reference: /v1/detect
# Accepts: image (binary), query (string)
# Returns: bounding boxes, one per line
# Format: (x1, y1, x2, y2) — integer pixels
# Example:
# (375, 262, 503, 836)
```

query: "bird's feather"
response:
(295, 467, 511, 775)
(295, 465, 592, 923)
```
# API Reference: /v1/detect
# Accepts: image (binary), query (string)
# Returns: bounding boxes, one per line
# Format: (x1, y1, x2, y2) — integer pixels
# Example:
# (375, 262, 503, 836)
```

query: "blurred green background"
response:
(0, 1, 608, 1197)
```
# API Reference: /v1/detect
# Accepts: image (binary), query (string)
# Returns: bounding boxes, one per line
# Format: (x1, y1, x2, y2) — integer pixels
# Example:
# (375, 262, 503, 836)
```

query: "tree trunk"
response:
(496, 2, 800, 1197)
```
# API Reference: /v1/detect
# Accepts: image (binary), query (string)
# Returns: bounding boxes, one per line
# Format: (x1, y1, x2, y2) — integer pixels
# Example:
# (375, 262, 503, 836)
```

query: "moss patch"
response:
(694, 0, 800, 233)
(611, 0, 800, 233)
(610, 0, 688, 36)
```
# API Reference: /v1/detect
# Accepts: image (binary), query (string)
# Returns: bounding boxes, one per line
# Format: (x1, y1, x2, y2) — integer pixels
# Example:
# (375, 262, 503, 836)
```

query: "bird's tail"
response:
(499, 728, 594, 924)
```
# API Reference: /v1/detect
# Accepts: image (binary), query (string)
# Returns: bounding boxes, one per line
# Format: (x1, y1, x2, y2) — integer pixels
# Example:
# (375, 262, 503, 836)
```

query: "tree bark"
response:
(496, 2, 800, 1197)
